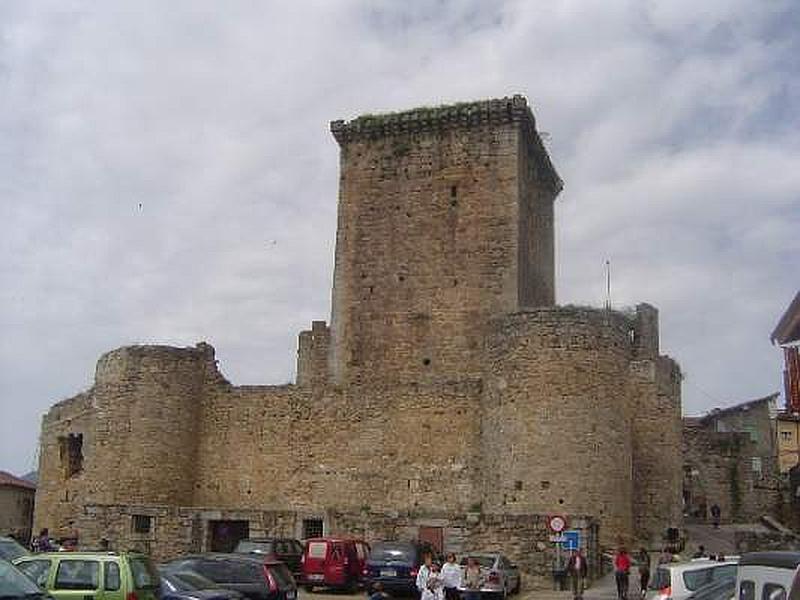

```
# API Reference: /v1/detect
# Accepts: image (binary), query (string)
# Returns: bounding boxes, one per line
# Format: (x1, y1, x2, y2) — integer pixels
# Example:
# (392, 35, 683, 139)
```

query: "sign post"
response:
(548, 516, 569, 591)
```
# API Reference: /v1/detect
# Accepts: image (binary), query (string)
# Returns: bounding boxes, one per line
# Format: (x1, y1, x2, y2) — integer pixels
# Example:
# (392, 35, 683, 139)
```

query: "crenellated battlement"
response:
(330, 95, 532, 141)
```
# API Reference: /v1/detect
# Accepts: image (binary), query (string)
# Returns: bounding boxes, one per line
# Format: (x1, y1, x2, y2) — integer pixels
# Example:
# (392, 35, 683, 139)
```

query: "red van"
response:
(301, 537, 370, 591)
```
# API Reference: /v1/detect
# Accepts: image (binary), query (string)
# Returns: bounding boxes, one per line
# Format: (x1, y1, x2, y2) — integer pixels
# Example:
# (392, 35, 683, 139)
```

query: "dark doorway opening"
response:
(209, 520, 249, 553)
(418, 526, 443, 555)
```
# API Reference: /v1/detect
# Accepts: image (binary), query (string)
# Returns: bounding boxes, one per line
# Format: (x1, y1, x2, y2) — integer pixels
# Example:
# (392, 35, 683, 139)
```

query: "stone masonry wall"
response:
(482, 307, 636, 547)
(193, 379, 483, 514)
(35, 392, 96, 537)
(683, 423, 780, 523)
(328, 97, 560, 388)
(296, 321, 330, 388)
(75, 504, 598, 589)
(630, 304, 684, 544)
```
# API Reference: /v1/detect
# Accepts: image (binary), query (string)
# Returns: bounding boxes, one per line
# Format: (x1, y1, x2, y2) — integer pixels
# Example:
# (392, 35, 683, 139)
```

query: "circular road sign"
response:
(548, 515, 567, 533)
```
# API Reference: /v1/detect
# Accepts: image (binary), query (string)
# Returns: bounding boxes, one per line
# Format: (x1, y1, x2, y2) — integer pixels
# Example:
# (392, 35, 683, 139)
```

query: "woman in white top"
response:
(416, 552, 434, 595)
(440, 553, 462, 600)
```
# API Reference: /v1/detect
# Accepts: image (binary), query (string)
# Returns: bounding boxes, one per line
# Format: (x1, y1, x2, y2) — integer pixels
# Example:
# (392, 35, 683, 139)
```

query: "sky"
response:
(1, 0, 798, 476)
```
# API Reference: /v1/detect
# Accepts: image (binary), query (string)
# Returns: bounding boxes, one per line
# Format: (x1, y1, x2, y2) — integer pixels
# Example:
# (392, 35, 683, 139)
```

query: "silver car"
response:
(458, 554, 521, 599)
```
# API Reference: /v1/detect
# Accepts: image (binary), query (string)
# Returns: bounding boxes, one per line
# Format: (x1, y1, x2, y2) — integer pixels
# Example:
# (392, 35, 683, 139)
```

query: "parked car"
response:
(160, 569, 244, 600)
(685, 576, 736, 600)
(163, 554, 296, 600)
(788, 565, 800, 600)
(13, 551, 160, 600)
(0, 557, 50, 600)
(649, 559, 738, 600)
(364, 541, 429, 596)
(0, 537, 29, 562)
(301, 537, 369, 592)
(736, 552, 800, 600)
(457, 554, 521, 600)
(233, 539, 304, 578)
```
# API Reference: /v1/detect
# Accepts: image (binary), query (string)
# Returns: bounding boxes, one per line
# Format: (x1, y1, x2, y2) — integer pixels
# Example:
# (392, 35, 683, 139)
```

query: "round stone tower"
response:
(481, 307, 636, 545)
(89, 343, 214, 506)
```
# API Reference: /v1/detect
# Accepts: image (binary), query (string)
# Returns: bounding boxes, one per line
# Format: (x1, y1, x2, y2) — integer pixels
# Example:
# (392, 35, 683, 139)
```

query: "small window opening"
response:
(514, 480, 523, 491)
(453, 279, 458, 286)
(132, 515, 152, 534)
(422, 358, 431, 366)
(369, 286, 374, 294)
(59, 433, 84, 478)
(540, 481, 550, 490)
(558, 498, 565, 505)
(398, 275, 405, 282)
(302, 518, 324, 539)
(450, 185, 457, 198)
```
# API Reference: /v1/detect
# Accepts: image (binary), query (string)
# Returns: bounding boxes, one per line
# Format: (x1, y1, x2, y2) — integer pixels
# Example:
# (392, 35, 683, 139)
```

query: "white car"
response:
(649, 559, 739, 600)
(736, 552, 800, 600)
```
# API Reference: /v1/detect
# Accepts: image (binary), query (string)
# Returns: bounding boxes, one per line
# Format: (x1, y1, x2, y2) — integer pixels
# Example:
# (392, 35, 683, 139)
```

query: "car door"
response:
(51, 558, 102, 600)
(101, 559, 124, 600)
(501, 556, 519, 592)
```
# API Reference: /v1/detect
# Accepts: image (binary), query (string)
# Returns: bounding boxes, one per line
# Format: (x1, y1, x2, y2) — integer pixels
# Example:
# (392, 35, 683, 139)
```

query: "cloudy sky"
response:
(1, 1, 798, 475)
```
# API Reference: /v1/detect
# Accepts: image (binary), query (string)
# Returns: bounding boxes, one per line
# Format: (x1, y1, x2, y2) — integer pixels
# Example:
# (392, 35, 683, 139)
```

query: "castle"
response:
(34, 96, 683, 583)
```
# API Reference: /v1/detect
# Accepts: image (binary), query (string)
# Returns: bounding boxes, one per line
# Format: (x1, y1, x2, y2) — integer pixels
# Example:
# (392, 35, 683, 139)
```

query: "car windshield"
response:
(235, 541, 273, 554)
(170, 571, 220, 590)
(460, 557, 495, 569)
(0, 540, 29, 563)
(0, 559, 44, 597)
(130, 557, 159, 589)
(369, 544, 416, 563)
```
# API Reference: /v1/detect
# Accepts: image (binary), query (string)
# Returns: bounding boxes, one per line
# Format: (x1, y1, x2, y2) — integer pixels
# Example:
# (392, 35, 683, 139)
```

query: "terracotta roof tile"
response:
(0, 470, 36, 490)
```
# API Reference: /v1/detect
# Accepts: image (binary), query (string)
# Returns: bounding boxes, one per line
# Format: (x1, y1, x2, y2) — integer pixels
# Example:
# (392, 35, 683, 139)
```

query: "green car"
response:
(13, 552, 160, 600)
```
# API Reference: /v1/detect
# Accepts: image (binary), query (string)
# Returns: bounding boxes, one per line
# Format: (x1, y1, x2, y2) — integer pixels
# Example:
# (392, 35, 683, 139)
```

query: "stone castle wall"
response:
(34, 97, 683, 575)
(683, 423, 780, 524)
(328, 97, 560, 388)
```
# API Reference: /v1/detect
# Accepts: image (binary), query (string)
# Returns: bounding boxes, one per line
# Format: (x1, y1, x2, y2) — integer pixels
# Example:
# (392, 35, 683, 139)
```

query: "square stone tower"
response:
(328, 96, 562, 386)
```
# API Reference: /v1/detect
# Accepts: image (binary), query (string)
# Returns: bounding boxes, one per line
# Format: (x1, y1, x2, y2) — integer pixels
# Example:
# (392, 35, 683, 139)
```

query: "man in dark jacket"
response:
(567, 549, 588, 599)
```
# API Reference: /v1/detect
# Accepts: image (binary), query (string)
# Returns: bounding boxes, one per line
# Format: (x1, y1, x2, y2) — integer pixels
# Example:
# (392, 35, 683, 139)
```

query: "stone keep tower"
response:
(328, 96, 563, 386)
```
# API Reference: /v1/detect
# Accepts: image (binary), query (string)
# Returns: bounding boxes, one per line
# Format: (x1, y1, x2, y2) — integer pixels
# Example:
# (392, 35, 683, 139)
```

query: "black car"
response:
(0, 558, 50, 600)
(0, 537, 30, 562)
(365, 542, 429, 596)
(233, 539, 304, 578)
(160, 570, 244, 600)
(163, 554, 296, 600)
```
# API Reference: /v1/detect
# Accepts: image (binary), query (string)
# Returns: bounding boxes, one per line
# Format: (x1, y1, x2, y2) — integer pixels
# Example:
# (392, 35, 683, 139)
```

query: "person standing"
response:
(422, 564, 444, 600)
(440, 553, 462, 600)
(638, 548, 650, 599)
(710, 504, 721, 529)
(463, 557, 483, 600)
(567, 549, 588, 600)
(32, 528, 53, 553)
(416, 553, 434, 597)
(614, 547, 632, 600)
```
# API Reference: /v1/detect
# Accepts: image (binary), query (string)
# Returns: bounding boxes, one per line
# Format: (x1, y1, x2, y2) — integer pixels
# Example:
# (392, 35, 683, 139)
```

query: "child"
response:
(422, 563, 445, 600)
(368, 582, 388, 600)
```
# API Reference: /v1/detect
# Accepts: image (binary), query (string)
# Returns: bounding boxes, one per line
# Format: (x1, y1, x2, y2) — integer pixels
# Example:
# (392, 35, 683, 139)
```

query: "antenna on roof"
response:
(604, 260, 611, 310)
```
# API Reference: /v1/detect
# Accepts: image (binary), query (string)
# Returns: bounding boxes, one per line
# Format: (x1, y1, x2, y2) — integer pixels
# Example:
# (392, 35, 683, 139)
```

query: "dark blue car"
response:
(365, 542, 428, 597)
(160, 570, 244, 600)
